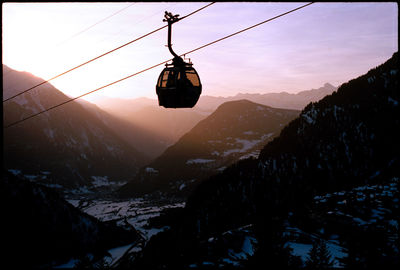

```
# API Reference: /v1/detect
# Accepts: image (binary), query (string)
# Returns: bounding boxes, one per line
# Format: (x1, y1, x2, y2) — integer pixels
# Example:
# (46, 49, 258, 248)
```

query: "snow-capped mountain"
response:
(124, 52, 399, 269)
(3, 65, 149, 189)
(1, 171, 140, 268)
(119, 100, 299, 197)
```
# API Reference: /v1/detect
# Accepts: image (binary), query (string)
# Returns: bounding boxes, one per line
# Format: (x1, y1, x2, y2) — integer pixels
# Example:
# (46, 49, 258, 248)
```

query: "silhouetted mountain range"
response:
(96, 97, 207, 146)
(119, 100, 299, 197)
(76, 99, 169, 159)
(126, 52, 399, 269)
(95, 83, 336, 146)
(3, 64, 336, 191)
(196, 83, 337, 112)
(3, 65, 155, 189)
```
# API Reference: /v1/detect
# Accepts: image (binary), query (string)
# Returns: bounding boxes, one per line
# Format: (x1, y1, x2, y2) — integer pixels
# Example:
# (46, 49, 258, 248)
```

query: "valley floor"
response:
(55, 196, 185, 268)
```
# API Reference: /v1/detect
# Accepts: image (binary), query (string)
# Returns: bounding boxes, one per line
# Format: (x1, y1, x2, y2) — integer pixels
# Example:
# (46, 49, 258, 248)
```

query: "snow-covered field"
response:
(68, 198, 185, 241)
(56, 197, 185, 268)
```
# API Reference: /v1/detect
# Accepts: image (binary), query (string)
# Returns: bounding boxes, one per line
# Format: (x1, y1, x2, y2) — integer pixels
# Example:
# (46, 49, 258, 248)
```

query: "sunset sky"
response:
(2, 2, 398, 102)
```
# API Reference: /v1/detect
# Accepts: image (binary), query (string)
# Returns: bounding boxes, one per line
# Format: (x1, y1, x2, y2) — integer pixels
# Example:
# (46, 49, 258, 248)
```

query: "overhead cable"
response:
(3, 2, 216, 103)
(4, 2, 313, 129)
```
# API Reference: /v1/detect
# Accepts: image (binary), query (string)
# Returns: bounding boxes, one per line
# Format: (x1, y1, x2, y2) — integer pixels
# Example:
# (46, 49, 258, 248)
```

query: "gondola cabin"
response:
(156, 11, 202, 108)
(156, 59, 202, 108)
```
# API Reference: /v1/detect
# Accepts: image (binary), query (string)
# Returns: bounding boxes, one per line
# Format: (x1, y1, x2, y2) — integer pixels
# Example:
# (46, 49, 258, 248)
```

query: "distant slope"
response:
(96, 99, 208, 146)
(95, 83, 335, 146)
(77, 99, 169, 160)
(195, 83, 337, 112)
(119, 99, 299, 197)
(1, 171, 139, 268)
(3, 65, 148, 189)
(126, 105, 207, 146)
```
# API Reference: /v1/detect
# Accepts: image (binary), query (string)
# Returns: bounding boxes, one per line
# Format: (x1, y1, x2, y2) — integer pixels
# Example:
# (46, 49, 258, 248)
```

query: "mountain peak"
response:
(215, 99, 268, 112)
(323, 82, 335, 88)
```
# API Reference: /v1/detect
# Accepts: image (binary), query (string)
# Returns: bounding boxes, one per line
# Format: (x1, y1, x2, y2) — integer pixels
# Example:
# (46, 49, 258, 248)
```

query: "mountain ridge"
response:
(119, 99, 299, 197)
(95, 83, 337, 146)
(3, 65, 150, 189)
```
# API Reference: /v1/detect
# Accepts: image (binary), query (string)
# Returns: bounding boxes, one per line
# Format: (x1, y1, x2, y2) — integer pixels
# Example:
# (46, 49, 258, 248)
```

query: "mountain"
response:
(3, 65, 150, 189)
(96, 98, 208, 146)
(1, 171, 140, 268)
(95, 84, 336, 146)
(124, 105, 207, 146)
(76, 99, 169, 159)
(119, 100, 299, 197)
(125, 52, 399, 269)
(195, 83, 337, 112)
(95, 96, 158, 115)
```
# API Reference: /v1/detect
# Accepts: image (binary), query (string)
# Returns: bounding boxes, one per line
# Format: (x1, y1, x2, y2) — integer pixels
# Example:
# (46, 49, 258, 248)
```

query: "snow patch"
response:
(107, 243, 133, 265)
(242, 236, 256, 256)
(106, 144, 115, 152)
(302, 105, 318, 124)
(24, 174, 38, 181)
(179, 183, 186, 190)
(367, 76, 375, 83)
(44, 128, 55, 139)
(8, 169, 21, 175)
(223, 138, 262, 156)
(287, 242, 312, 260)
(211, 151, 220, 156)
(91, 176, 110, 187)
(388, 97, 399, 106)
(81, 131, 89, 147)
(388, 219, 398, 229)
(15, 95, 29, 106)
(186, 158, 215, 165)
(145, 167, 159, 173)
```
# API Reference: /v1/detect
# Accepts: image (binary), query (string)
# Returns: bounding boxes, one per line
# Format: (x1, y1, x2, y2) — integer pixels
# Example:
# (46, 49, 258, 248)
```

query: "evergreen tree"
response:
(74, 254, 94, 269)
(306, 239, 334, 268)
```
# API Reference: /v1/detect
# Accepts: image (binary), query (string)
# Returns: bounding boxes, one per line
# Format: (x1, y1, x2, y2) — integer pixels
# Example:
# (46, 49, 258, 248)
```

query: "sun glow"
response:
(3, 3, 398, 101)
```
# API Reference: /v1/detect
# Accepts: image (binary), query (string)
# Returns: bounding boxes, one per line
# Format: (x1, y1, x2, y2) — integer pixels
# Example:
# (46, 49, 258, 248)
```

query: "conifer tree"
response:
(306, 239, 334, 268)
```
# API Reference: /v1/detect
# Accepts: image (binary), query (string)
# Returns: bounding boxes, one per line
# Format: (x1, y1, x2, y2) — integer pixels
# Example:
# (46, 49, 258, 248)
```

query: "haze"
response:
(2, 2, 398, 102)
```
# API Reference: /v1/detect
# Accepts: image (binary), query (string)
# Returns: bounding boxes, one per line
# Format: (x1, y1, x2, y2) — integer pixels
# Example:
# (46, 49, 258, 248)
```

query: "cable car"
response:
(156, 12, 202, 108)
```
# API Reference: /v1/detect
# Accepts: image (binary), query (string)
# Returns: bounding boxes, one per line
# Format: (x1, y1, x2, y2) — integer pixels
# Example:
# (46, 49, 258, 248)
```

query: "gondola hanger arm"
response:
(163, 11, 182, 61)
(163, 11, 180, 23)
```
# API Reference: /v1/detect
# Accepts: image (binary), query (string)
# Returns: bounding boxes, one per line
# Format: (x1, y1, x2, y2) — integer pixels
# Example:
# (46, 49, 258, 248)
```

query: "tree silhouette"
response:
(306, 239, 334, 268)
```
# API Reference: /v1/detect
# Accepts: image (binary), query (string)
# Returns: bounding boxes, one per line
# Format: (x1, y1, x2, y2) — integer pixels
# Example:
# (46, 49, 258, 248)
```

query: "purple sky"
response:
(2, 2, 398, 101)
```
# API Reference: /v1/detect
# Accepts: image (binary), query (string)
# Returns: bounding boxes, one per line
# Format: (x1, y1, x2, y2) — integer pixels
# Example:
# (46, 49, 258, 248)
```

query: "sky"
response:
(2, 2, 398, 102)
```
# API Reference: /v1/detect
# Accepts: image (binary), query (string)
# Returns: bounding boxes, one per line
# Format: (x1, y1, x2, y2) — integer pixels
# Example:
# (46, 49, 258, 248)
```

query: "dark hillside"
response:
(1, 171, 140, 268)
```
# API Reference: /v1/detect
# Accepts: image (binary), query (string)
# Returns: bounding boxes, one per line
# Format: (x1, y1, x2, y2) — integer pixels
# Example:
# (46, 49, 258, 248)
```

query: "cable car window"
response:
(160, 70, 176, 88)
(186, 71, 200, 87)
(158, 70, 168, 87)
(166, 70, 176, 87)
